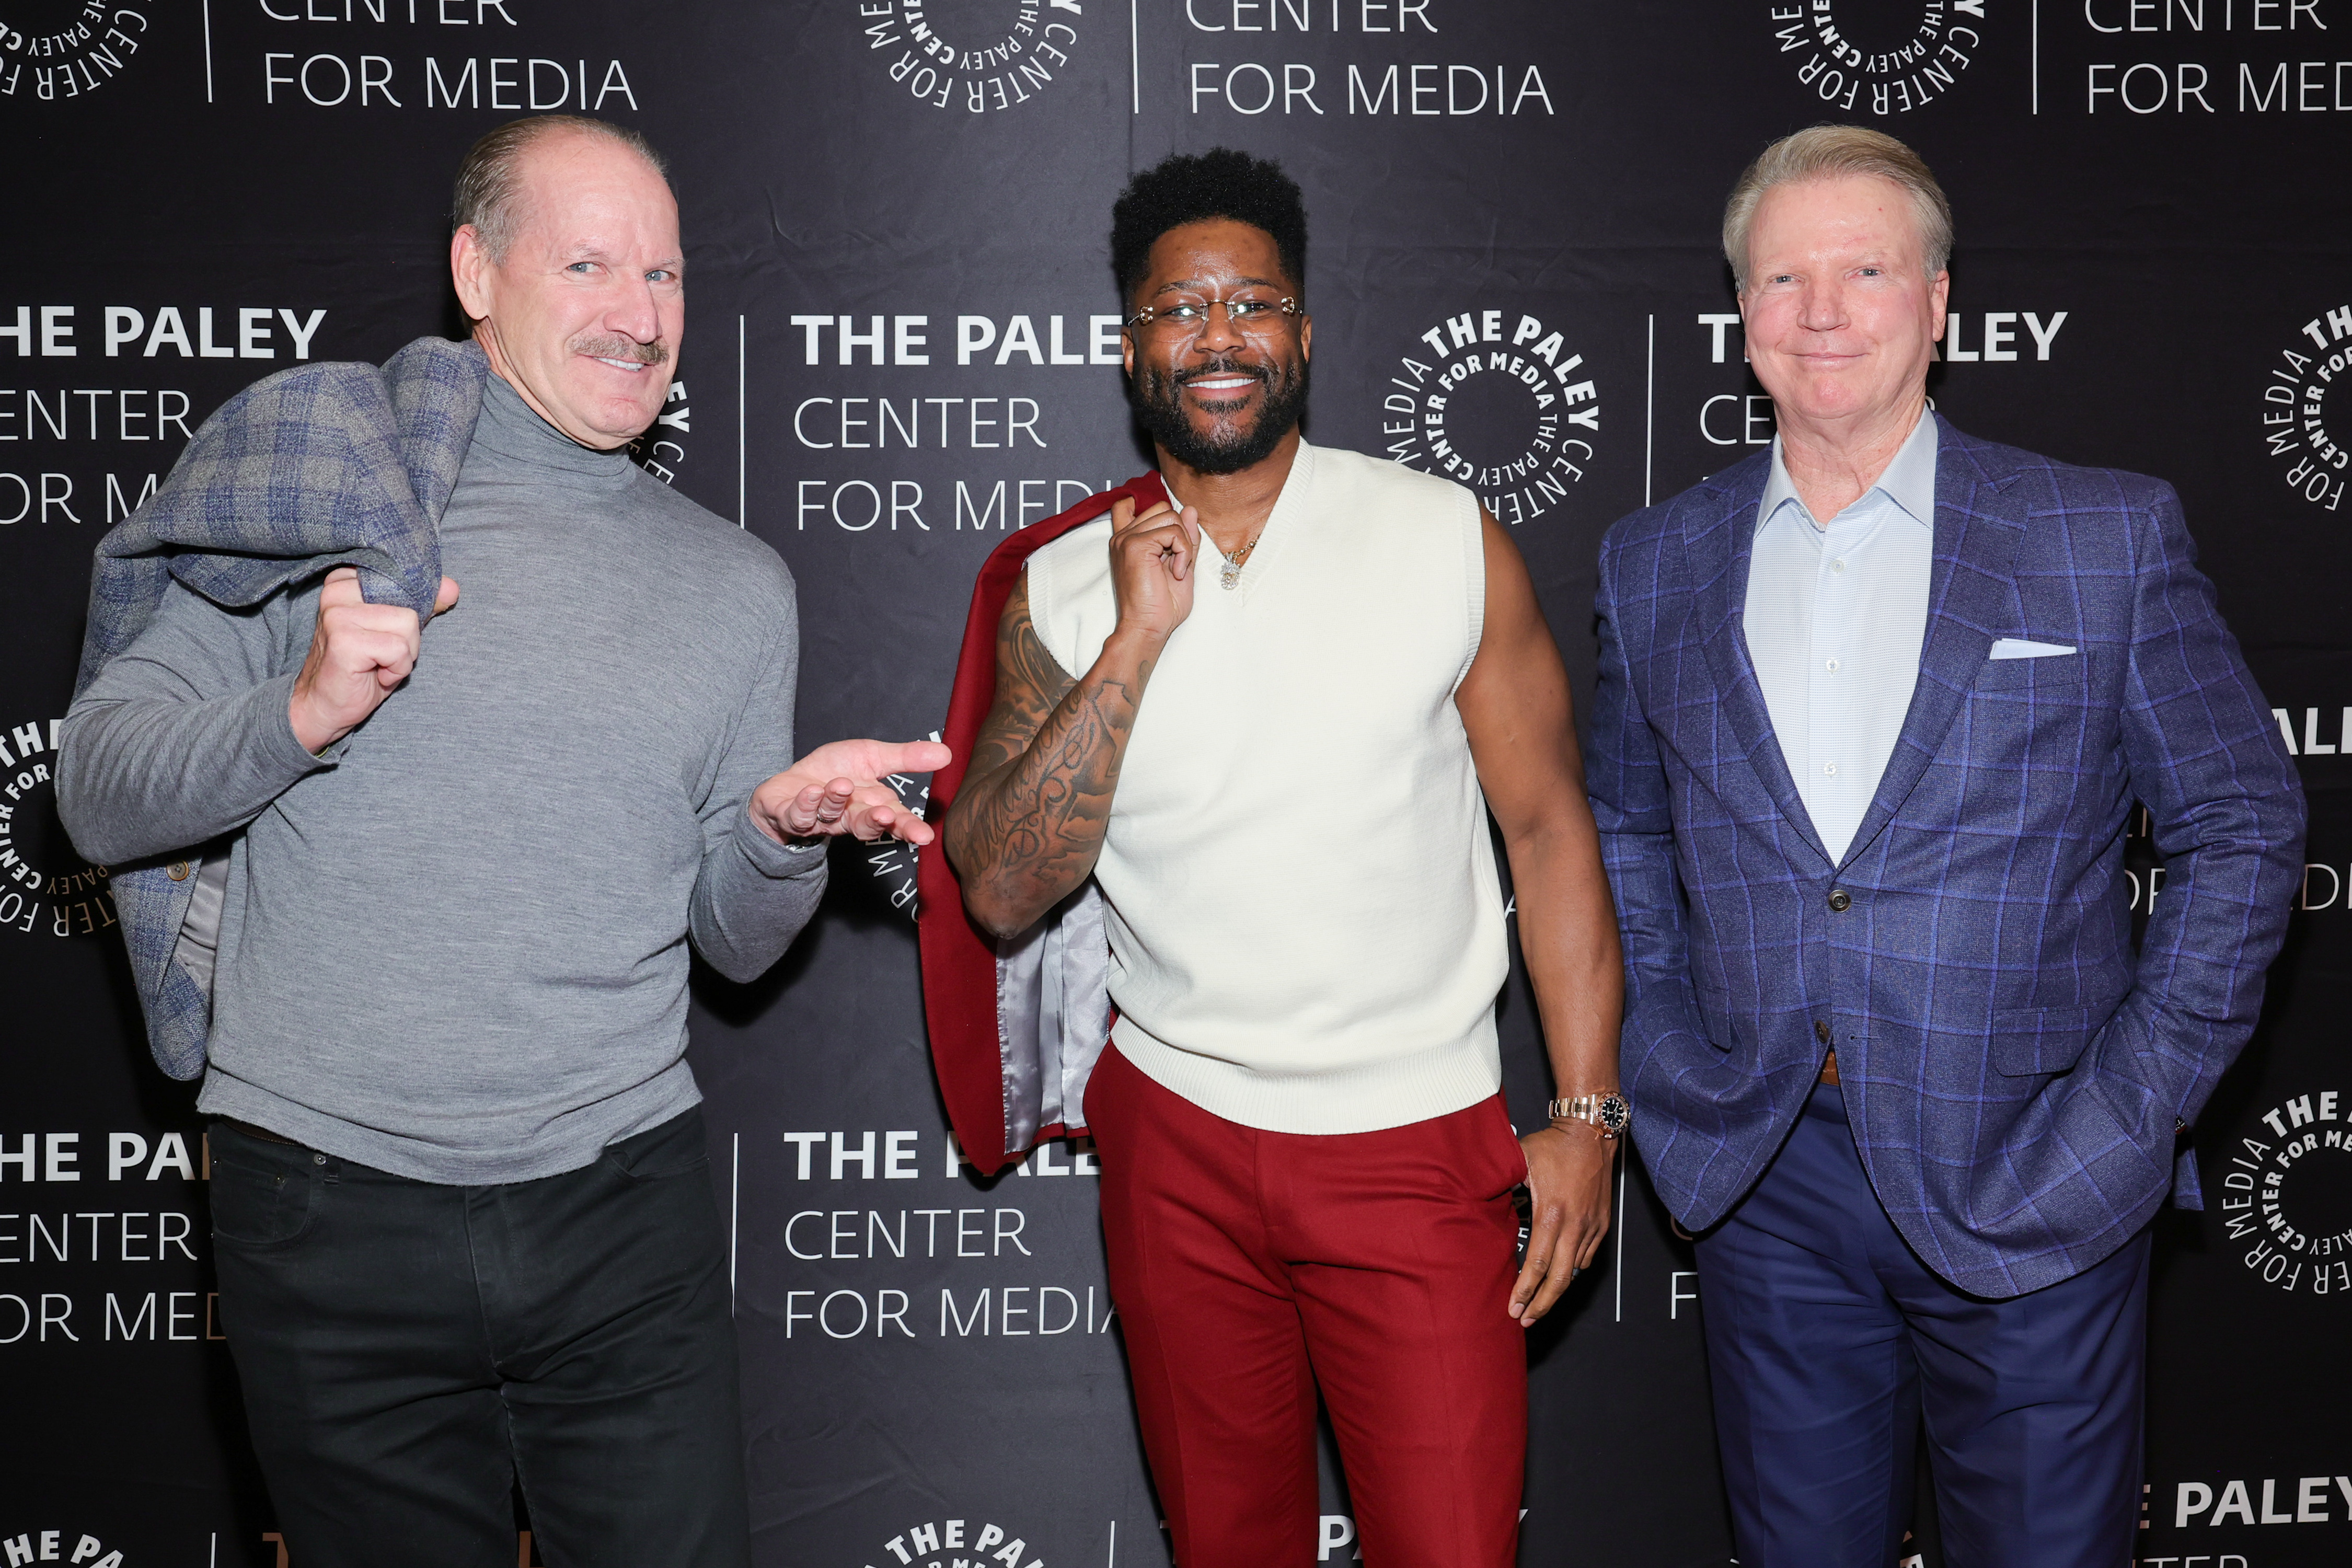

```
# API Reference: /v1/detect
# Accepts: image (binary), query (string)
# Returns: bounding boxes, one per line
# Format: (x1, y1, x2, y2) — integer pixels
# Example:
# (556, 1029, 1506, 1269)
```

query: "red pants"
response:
(1086, 1045, 1529, 1568)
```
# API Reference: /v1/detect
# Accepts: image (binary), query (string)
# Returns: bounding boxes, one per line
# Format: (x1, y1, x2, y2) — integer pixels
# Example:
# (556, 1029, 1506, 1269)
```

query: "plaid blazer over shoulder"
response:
(67, 336, 485, 1081)
(1589, 418, 2305, 1299)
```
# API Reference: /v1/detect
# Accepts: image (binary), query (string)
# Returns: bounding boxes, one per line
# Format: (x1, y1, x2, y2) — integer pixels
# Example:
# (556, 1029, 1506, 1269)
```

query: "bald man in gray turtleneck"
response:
(73, 370, 826, 1179)
(59, 117, 939, 1568)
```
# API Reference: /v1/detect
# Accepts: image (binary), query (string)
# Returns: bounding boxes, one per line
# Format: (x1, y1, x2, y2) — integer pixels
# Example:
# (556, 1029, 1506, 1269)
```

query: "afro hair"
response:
(1110, 148, 1308, 306)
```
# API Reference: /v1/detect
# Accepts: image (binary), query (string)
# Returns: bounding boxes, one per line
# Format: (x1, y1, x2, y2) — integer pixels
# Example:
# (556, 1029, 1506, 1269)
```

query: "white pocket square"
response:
(1989, 638, 2076, 661)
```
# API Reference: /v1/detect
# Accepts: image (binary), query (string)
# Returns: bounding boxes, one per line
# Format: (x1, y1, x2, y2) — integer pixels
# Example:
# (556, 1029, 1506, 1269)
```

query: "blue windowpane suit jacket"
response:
(1589, 419, 2305, 1299)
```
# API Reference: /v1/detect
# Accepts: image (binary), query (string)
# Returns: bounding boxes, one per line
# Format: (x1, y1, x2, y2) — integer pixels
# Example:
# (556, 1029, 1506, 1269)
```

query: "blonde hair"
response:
(1722, 124, 1952, 292)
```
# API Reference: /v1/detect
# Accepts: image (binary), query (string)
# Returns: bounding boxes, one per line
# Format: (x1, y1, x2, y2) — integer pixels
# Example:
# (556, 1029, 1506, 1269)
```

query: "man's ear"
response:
(450, 225, 492, 322)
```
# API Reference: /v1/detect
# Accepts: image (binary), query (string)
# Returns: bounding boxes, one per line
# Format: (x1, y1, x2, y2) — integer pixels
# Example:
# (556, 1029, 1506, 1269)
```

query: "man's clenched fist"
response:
(750, 737, 953, 847)
(288, 566, 461, 754)
(1108, 494, 1203, 648)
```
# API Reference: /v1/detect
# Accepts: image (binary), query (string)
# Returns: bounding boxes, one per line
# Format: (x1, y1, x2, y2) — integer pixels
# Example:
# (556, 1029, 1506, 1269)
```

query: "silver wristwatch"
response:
(1548, 1092, 1630, 1140)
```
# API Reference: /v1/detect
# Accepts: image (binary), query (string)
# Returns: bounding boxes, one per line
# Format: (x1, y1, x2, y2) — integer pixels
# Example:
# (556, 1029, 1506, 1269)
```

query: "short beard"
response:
(1129, 352, 1309, 476)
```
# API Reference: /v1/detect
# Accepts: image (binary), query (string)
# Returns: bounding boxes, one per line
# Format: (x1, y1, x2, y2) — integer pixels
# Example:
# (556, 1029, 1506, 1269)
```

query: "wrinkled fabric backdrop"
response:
(3, 4, 2348, 1565)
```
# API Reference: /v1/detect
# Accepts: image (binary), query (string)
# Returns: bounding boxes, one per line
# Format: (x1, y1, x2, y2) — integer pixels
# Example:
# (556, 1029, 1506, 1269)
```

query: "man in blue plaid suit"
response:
(1590, 128, 2304, 1566)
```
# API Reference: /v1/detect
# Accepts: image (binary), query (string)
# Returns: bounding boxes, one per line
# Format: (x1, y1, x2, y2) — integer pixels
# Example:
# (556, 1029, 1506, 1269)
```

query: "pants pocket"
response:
(1461, 1097, 1528, 1198)
(208, 1142, 320, 1250)
(1501, 1110, 1531, 1190)
(601, 1107, 713, 1182)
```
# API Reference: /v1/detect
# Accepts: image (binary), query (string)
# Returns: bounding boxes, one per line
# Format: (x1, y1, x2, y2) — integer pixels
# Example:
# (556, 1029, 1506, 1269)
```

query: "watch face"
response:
(1599, 1094, 1630, 1133)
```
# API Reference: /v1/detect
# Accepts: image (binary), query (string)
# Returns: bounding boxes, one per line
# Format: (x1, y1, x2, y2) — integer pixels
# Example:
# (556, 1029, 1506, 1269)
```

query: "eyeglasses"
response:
(1123, 296, 1302, 337)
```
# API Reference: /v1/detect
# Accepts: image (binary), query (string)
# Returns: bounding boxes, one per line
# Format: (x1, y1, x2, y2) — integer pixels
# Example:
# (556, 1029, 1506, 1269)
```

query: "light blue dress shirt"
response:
(1744, 411, 1939, 864)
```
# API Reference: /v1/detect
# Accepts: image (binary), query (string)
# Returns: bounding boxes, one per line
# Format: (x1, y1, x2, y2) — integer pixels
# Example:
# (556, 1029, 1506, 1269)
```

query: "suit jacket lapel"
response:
(1839, 423, 2027, 868)
(1693, 458, 1832, 870)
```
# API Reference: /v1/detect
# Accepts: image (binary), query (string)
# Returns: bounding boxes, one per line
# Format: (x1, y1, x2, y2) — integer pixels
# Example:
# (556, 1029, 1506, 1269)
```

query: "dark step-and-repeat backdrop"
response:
(4, 4, 2349, 1565)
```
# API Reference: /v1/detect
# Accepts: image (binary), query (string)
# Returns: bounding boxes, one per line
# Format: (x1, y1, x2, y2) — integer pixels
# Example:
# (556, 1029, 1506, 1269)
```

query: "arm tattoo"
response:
(944, 575, 1152, 934)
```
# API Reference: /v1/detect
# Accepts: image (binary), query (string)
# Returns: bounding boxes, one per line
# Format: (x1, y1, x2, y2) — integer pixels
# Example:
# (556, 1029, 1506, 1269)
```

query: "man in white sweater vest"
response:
(941, 149, 1623, 1567)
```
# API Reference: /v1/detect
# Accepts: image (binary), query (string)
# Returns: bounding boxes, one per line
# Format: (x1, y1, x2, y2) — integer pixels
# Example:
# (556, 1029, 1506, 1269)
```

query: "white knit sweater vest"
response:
(1027, 441, 1506, 1134)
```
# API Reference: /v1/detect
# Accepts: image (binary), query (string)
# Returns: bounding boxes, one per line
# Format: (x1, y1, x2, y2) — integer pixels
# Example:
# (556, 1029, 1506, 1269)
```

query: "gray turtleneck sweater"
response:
(64, 375, 827, 1183)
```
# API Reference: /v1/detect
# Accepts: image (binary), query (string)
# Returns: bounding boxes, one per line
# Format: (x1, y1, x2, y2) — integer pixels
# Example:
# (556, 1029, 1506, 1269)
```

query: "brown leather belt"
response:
(221, 1117, 301, 1147)
(1819, 1048, 1841, 1086)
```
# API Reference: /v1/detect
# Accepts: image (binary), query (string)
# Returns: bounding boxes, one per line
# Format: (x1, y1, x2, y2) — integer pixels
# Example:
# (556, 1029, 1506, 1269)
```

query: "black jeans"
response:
(209, 1107, 750, 1568)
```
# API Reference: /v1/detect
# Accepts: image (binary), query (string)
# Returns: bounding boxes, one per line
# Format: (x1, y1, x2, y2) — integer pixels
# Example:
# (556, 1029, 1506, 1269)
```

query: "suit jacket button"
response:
(1815, 1019, 1832, 1044)
(1827, 889, 1852, 913)
(167, 862, 190, 882)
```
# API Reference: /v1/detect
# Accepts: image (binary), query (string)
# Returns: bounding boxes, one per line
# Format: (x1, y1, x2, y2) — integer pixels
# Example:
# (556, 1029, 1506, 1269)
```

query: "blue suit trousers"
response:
(1694, 1084, 2150, 1568)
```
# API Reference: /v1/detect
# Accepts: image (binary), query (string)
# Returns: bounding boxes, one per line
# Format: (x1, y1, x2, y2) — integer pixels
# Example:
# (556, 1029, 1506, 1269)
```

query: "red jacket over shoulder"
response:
(917, 472, 1168, 1177)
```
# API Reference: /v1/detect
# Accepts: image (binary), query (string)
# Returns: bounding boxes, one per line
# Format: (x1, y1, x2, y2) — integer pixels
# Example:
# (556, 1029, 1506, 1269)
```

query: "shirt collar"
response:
(1757, 409, 1940, 533)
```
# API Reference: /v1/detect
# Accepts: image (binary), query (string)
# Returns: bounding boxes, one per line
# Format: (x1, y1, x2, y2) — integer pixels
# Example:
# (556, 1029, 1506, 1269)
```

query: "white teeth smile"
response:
(1187, 377, 1255, 391)
(594, 356, 647, 372)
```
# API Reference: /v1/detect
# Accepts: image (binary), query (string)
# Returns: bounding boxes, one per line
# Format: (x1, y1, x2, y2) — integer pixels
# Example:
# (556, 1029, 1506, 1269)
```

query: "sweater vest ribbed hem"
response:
(1109, 1017, 1503, 1135)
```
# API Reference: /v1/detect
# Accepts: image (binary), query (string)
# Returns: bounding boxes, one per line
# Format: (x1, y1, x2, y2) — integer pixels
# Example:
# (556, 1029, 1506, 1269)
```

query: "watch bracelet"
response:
(1547, 1092, 1629, 1136)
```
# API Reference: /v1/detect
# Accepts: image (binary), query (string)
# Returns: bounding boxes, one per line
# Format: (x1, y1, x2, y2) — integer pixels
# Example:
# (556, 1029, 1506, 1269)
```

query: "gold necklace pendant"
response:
(1220, 535, 1259, 591)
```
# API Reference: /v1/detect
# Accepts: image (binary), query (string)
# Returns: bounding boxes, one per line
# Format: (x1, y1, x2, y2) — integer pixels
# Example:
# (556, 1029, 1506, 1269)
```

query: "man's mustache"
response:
(571, 335, 671, 366)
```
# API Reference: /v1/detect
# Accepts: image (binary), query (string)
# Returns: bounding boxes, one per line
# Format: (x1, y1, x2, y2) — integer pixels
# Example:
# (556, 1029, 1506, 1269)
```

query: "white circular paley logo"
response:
(0, 715, 113, 940)
(866, 1516, 1048, 1568)
(1, 3, 154, 103)
(2219, 1088, 2352, 1299)
(2258, 307, 2352, 515)
(1379, 308, 1600, 526)
(856, 0, 1082, 115)
(860, 739, 938, 921)
(629, 378, 695, 490)
(1765, 0, 1989, 117)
